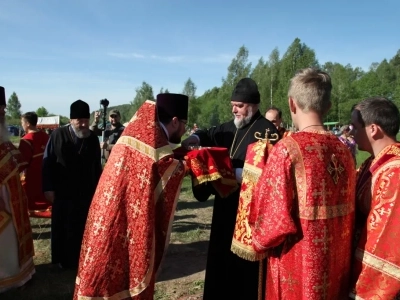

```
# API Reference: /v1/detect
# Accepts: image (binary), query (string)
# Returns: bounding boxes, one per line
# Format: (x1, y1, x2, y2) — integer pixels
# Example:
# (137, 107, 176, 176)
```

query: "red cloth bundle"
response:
(174, 146, 238, 198)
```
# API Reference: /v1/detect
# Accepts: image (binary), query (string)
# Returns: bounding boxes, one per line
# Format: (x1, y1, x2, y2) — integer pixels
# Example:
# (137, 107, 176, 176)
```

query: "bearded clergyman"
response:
(42, 100, 102, 270)
(181, 78, 278, 300)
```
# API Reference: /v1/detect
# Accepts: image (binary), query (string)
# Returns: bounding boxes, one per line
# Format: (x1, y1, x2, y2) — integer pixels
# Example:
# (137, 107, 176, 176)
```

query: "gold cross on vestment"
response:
(93, 216, 106, 236)
(137, 169, 151, 189)
(109, 259, 122, 280)
(130, 201, 141, 218)
(281, 273, 298, 291)
(305, 139, 328, 161)
(327, 154, 344, 184)
(82, 246, 94, 267)
(312, 179, 332, 206)
(312, 272, 331, 299)
(312, 226, 333, 254)
(104, 186, 115, 205)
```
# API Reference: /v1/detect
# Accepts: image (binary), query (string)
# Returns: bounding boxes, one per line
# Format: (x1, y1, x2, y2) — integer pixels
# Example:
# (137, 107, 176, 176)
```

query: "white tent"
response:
(37, 116, 60, 129)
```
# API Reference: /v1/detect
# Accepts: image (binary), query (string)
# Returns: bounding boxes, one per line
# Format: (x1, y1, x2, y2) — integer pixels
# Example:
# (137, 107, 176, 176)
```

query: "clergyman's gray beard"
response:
(72, 125, 90, 139)
(234, 112, 253, 129)
(0, 121, 10, 143)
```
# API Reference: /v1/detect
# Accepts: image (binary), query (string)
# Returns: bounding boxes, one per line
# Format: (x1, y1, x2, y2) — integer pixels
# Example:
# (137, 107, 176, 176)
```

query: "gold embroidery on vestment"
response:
(327, 154, 345, 184)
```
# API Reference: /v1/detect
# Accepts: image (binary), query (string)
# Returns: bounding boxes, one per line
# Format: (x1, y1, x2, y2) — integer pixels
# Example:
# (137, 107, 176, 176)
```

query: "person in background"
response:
(251, 68, 356, 299)
(90, 109, 125, 160)
(265, 106, 289, 139)
(349, 97, 400, 299)
(181, 78, 278, 300)
(18, 111, 51, 218)
(338, 124, 356, 163)
(74, 94, 189, 300)
(42, 100, 102, 270)
(0, 87, 35, 293)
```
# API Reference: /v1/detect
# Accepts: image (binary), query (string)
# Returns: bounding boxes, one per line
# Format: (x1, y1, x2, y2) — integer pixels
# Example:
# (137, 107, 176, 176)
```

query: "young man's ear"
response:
(288, 97, 296, 114)
(369, 124, 384, 140)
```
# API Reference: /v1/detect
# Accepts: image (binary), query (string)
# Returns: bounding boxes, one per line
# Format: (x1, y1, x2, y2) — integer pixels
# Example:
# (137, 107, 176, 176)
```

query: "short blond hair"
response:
(288, 68, 332, 116)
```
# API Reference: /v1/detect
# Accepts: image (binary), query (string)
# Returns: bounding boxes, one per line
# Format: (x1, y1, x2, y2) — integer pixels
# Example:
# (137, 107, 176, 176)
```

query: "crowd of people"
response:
(0, 66, 399, 299)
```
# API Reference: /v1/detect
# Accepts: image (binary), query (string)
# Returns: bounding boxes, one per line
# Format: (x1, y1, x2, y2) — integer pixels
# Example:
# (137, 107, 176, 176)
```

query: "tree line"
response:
(6, 37, 400, 129)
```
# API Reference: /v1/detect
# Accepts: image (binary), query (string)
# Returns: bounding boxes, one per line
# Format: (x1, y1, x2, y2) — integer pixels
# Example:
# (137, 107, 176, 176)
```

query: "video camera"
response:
(100, 98, 109, 108)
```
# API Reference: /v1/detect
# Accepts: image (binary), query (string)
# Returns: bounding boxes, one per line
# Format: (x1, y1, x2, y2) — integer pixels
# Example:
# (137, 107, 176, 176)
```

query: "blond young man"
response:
(251, 68, 356, 299)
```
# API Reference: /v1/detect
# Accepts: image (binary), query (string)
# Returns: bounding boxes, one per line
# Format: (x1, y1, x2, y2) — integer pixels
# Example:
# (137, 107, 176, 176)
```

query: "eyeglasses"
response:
(179, 119, 188, 125)
(110, 115, 118, 118)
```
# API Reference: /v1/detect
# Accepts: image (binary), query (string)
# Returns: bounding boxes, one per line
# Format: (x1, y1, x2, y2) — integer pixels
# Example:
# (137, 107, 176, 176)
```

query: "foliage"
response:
(130, 81, 154, 116)
(36, 106, 49, 117)
(7, 92, 22, 119)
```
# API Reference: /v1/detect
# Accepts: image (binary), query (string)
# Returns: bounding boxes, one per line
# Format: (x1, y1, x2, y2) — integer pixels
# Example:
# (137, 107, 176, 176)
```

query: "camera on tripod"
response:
(100, 99, 109, 107)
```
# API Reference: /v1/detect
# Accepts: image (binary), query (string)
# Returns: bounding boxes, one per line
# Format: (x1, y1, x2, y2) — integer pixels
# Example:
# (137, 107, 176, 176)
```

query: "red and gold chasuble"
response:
(350, 143, 400, 300)
(251, 132, 356, 300)
(19, 131, 51, 218)
(74, 101, 186, 300)
(0, 141, 33, 266)
(231, 131, 278, 261)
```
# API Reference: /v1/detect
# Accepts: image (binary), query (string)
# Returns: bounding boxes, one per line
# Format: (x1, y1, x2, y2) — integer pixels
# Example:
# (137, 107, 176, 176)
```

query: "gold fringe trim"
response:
(230, 240, 268, 262)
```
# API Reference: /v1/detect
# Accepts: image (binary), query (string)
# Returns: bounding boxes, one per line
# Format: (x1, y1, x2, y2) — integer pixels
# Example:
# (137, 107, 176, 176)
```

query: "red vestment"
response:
(251, 132, 356, 300)
(0, 141, 34, 267)
(74, 100, 186, 300)
(350, 143, 400, 299)
(231, 137, 275, 261)
(18, 131, 51, 217)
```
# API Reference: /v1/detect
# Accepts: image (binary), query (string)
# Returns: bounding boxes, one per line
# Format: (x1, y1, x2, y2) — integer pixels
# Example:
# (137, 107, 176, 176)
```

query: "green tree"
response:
(182, 77, 197, 100)
(7, 92, 22, 119)
(36, 106, 49, 117)
(276, 38, 319, 124)
(159, 87, 170, 94)
(268, 48, 281, 108)
(130, 82, 154, 115)
(219, 45, 252, 123)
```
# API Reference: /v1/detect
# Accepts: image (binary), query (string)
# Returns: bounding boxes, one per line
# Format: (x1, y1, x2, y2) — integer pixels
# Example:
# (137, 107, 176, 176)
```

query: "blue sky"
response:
(1, 0, 399, 116)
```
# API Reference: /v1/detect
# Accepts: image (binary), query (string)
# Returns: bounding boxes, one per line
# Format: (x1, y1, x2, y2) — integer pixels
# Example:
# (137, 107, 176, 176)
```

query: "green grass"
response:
(9, 135, 21, 144)
(356, 150, 371, 168)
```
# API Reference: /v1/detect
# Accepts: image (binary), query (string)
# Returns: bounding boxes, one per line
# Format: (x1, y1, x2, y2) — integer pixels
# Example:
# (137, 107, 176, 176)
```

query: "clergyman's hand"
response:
(181, 135, 200, 149)
(44, 191, 55, 203)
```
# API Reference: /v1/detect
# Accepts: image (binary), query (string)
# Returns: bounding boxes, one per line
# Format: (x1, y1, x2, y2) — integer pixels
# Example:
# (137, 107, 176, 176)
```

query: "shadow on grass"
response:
(2, 264, 76, 300)
(172, 222, 211, 233)
(32, 231, 51, 240)
(157, 241, 209, 282)
(176, 198, 214, 210)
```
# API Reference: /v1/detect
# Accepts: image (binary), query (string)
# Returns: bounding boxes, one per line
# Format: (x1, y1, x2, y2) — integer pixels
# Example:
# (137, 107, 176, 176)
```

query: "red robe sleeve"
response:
(251, 141, 297, 253)
(17, 139, 33, 172)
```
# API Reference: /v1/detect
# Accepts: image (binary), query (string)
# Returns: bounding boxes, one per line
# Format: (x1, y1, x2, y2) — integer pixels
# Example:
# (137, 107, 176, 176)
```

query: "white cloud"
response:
(107, 51, 264, 65)
(107, 52, 240, 64)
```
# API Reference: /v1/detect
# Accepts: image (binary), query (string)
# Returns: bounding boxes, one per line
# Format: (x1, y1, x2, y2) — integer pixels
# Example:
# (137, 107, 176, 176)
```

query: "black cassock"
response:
(43, 125, 102, 269)
(193, 110, 277, 300)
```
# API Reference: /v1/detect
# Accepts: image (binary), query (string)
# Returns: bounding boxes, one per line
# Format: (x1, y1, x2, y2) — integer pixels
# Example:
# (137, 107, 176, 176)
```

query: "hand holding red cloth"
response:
(174, 146, 238, 198)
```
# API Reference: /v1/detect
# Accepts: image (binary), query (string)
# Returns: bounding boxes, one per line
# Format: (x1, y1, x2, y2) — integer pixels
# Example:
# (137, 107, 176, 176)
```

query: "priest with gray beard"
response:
(42, 100, 102, 270)
(181, 78, 278, 300)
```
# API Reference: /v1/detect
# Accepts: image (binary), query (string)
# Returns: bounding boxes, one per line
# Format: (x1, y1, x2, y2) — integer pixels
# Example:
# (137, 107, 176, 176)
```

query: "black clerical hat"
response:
(231, 78, 260, 104)
(0, 86, 6, 106)
(156, 93, 189, 120)
(70, 100, 90, 119)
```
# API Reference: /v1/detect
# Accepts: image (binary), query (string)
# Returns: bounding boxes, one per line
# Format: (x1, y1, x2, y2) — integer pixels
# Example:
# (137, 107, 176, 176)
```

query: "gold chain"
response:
(230, 116, 261, 159)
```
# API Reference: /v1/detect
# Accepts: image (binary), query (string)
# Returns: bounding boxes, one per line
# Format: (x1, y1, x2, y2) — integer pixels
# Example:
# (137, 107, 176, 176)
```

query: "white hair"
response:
(234, 105, 254, 129)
